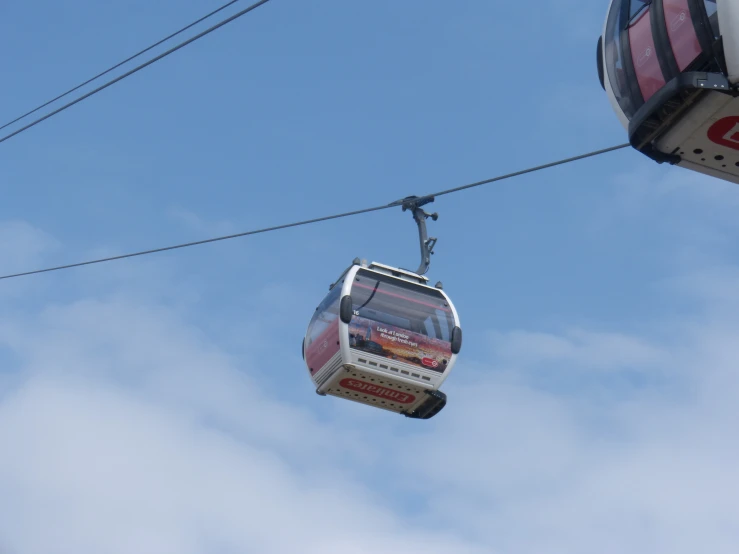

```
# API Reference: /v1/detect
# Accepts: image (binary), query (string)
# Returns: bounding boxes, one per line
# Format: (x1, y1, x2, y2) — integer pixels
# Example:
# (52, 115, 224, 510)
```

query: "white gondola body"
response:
(600, 0, 739, 184)
(303, 260, 461, 419)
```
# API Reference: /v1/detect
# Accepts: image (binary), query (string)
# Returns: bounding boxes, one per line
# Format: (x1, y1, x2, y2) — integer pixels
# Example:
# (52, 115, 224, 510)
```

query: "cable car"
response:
(597, 0, 739, 184)
(301, 197, 463, 420)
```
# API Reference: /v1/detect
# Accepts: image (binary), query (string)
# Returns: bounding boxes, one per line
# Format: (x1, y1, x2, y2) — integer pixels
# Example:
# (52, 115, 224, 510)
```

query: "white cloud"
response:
(1, 215, 739, 554)
(662, 264, 739, 314)
(0, 220, 61, 302)
(0, 376, 491, 554)
(0, 286, 489, 554)
(166, 206, 240, 238)
(606, 161, 739, 221)
(391, 268, 739, 554)
(0, 220, 59, 276)
(488, 327, 667, 371)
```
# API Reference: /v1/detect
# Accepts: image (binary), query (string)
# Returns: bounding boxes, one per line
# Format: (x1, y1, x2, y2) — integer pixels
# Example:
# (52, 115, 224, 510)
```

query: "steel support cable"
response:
(0, 143, 630, 281)
(385, 143, 631, 208)
(0, 0, 246, 134)
(0, 0, 272, 146)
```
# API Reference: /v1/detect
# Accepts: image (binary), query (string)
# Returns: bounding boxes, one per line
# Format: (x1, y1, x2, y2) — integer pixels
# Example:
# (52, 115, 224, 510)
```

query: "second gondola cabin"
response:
(303, 259, 462, 420)
(598, 0, 739, 184)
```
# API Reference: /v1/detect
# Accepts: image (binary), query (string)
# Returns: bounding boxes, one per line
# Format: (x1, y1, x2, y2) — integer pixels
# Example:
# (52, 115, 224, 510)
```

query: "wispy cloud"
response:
(488, 327, 667, 372)
(166, 206, 240, 238)
(0, 273, 488, 553)
(394, 293, 739, 553)
(1, 210, 739, 553)
(0, 220, 59, 274)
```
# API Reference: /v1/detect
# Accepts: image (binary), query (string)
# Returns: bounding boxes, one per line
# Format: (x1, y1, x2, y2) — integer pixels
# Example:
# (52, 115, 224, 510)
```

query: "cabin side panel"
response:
(306, 319, 340, 375)
(305, 286, 342, 376)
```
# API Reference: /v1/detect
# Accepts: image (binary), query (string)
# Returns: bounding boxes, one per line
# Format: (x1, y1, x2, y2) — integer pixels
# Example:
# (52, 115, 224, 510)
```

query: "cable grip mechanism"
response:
(398, 195, 438, 275)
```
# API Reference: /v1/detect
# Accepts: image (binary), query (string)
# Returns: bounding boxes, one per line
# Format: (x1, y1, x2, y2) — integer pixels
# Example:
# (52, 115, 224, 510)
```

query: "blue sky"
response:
(1, 1, 739, 552)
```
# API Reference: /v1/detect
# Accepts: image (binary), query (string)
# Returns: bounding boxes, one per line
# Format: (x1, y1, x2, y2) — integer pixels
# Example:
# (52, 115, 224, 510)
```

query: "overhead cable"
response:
(0, 0, 247, 134)
(393, 143, 631, 205)
(0, 143, 630, 281)
(0, 0, 272, 146)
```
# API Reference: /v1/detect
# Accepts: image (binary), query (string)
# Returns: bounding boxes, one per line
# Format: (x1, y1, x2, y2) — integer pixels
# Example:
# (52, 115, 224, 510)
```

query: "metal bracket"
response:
(397, 195, 438, 275)
(328, 257, 363, 290)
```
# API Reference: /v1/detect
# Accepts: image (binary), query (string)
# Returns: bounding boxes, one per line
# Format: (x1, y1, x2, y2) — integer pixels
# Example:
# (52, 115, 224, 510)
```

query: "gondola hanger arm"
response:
(397, 195, 438, 276)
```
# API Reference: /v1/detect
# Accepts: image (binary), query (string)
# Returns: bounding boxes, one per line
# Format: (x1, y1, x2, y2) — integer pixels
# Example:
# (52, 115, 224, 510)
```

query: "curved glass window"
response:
(630, 0, 651, 19)
(306, 285, 340, 346)
(351, 270, 453, 341)
(605, 0, 640, 118)
(349, 269, 454, 373)
(603, 0, 720, 121)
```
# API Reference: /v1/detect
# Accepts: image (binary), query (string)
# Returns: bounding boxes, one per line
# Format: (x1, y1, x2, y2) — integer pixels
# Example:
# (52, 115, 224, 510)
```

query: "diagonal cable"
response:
(0, 0, 272, 146)
(0, 143, 630, 281)
(0, 204, 392, 280)
(0, 0, 246, 133)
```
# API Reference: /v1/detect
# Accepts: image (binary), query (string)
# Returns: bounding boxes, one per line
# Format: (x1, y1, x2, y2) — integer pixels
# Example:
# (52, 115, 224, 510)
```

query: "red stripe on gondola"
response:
(663, 0, 701, 71)
(629, 8, 665, 102)
(352, 282, 451, 312)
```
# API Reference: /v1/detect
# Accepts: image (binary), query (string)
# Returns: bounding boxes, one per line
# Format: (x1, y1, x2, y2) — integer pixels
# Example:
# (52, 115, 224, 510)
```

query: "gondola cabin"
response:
(302, 259, 462, 420)
(598, 0, 739, 184)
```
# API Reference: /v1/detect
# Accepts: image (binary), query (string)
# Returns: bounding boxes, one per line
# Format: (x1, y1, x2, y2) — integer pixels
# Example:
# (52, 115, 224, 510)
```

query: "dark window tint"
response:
(605, 0, 639, 118)
(351, 269, 454, 343)
(629, 0, 651, 20)
(704, 0, 719, 38)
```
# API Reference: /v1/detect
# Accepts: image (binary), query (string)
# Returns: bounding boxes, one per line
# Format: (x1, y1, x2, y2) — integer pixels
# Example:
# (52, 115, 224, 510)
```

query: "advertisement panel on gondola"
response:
(348, 316, 451, 372)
